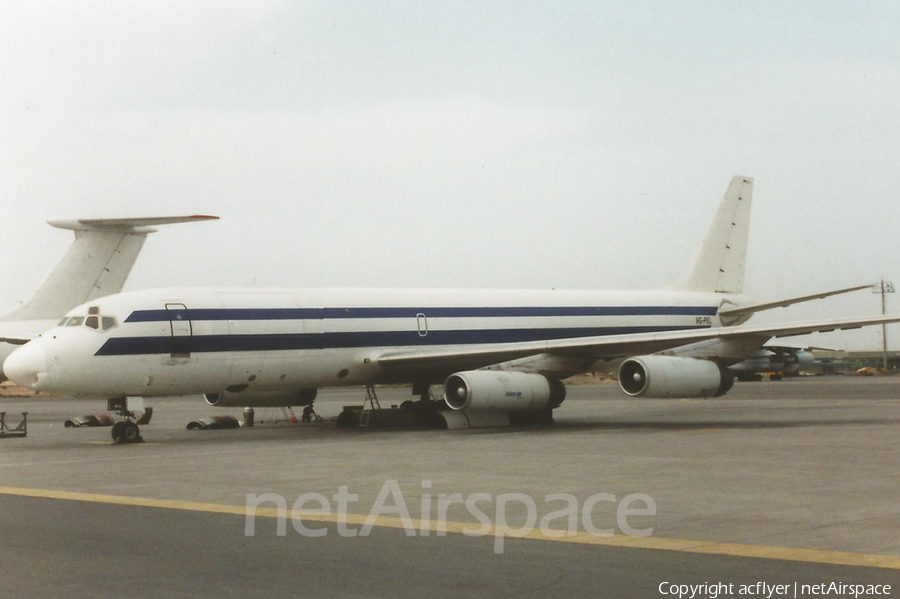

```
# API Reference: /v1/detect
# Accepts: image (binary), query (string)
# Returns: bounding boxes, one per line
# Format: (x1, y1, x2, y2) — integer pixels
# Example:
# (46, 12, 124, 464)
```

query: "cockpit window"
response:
(59, 313, 117, 332)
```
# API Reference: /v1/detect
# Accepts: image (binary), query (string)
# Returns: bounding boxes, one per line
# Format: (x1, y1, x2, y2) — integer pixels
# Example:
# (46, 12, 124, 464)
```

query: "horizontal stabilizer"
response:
(48, 215, 218, 232)
(2, 215, 218, 322)
(719, 284, 873, 321)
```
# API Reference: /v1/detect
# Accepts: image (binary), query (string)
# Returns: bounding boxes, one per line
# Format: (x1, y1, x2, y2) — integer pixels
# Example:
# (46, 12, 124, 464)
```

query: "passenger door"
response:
(165, 303, 193, 358)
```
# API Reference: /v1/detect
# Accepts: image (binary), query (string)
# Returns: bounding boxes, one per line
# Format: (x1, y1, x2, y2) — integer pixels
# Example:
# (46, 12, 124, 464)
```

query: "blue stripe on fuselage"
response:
(124, 306, 719, 322)
(95, 325, 710, 356)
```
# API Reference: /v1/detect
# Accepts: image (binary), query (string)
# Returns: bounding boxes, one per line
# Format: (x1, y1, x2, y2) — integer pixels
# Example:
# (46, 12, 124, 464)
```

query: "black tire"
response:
(111, 421, 125, 443)
(336, 409, 360, 428)
(122, 421, 140, 443)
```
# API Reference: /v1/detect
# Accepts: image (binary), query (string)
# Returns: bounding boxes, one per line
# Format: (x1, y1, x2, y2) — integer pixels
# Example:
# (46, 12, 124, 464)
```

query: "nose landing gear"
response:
(108, 398, 145, 444)
(111, 420, 142, 444)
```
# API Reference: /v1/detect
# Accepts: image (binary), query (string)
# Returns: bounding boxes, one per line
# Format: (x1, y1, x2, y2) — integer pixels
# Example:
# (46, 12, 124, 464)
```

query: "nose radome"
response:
(3, 342, 47, 388)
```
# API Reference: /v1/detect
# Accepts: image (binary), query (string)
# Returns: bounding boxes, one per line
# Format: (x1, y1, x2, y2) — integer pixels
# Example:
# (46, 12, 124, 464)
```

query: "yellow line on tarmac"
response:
(1, 485, 898, 570)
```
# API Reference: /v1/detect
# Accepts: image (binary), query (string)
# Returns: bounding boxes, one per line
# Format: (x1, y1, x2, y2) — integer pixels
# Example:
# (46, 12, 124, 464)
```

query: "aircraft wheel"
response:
(111, 421, 126, 443)
(770, 374, 783, 381)
(122, 421, 141, 443)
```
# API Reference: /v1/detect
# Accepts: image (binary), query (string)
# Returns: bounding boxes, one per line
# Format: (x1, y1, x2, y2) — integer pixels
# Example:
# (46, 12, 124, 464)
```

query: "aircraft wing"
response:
(377, 314, 900, 372)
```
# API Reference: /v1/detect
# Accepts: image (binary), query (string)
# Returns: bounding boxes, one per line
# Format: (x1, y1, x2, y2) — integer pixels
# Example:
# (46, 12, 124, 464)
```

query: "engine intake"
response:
(444, 370, 566, 412)
(618, 356, 733, 398)
(204, 388, 317, 408)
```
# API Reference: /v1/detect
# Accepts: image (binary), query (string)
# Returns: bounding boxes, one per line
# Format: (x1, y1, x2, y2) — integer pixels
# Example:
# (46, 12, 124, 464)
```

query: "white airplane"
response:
(0, 215, 218, 379)
(5, 177, 898, 443)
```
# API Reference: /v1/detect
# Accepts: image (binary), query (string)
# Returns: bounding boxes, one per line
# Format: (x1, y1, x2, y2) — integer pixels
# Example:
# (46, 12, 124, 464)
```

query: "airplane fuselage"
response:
(11, 287, 749, 398)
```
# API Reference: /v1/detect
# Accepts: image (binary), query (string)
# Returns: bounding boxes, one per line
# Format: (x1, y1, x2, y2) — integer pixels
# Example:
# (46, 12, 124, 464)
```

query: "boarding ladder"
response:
(358, 386, 381, 428)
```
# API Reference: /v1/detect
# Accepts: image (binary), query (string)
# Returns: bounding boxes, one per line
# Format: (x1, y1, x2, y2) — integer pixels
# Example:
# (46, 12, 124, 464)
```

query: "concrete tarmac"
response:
(0, 376, 898, 597)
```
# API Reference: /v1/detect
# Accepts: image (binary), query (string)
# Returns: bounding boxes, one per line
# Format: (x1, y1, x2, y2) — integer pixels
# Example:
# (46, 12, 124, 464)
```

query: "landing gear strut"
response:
(108, 398, 144, 444)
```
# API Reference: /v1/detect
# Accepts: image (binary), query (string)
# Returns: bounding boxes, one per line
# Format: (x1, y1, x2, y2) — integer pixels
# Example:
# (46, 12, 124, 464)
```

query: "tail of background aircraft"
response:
(673, 176, 753, 294)
(1, 215, 217, 322)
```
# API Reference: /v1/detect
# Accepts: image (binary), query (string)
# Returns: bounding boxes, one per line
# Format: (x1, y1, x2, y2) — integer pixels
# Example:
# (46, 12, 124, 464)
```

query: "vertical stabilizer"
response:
(1, 215, 217, 321)
(674, 176, 753, 294)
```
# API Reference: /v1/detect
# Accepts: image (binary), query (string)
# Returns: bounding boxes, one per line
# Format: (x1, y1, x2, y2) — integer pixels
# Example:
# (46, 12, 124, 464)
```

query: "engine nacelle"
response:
(444, 370, 566, 412)
(784, 350, 815, 374)
(618, 356, 733, 398)
(204, 388, 318, 408)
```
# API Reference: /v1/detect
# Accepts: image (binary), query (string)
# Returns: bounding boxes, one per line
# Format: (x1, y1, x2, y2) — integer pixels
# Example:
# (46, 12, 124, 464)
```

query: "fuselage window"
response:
(101, 316, 117, 330)
(85, 316, 100, 330)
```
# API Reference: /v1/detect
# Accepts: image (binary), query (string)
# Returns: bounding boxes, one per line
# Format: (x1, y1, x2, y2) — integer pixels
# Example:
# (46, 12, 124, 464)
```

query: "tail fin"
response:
(673, 176, 753, 294)
(1, 215, 217, 321)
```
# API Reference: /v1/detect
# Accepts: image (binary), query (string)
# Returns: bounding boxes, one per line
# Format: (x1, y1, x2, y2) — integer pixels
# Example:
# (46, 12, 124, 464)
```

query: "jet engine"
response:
(781, 349, 815, 374)
(204, 388, 318, 408)
(443, 370, 566, 412)
(618, 356, 733, 398)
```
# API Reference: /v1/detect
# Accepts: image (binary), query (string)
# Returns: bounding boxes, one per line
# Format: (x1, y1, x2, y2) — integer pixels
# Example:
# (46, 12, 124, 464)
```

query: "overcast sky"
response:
(1, 1, 898, 350)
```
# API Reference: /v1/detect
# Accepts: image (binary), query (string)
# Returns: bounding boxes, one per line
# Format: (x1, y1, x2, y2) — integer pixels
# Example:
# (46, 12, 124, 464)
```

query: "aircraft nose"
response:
(3, 342, 47, 389)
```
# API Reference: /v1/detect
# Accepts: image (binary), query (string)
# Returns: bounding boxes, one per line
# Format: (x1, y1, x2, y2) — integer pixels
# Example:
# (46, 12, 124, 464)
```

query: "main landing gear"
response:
(399, 384, 447, 428)
(107, 398, 145, 444)
(336, 384, 447, 429)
